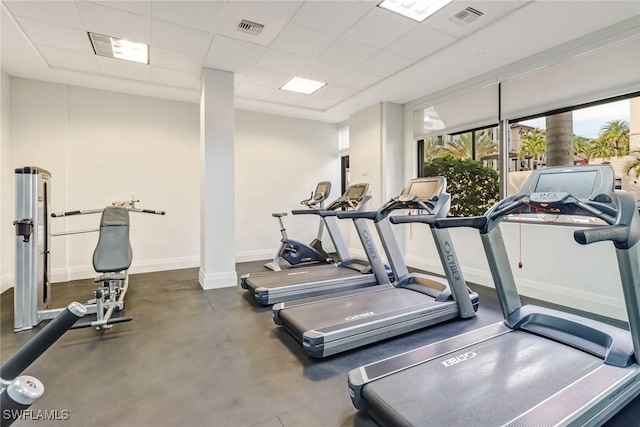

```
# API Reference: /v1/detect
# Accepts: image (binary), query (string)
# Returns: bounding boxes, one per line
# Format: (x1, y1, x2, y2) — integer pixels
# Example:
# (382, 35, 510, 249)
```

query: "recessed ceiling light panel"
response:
(88, 32, 149, 64)
(378, 0, 454, 22)
(281, 77, 327, 95)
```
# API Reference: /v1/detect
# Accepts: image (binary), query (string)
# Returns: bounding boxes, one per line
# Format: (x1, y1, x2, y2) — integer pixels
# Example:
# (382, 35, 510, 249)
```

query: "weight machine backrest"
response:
(92, 206, 133, 273)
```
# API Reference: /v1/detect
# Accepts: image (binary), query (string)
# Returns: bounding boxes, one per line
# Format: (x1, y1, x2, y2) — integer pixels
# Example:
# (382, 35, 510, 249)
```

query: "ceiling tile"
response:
(151, 67, 199, 89)
(151, 1, 225, 33)
(216, 1, 303, 47)
(317, 38, 378, 68)
(332, 69, 382, 91)
(298, 61, 349, 84)
(3, 1, 83, 29)
(17, 17, 93, 54)
(151, 20, 213, 57)
(207, 35, 266, 67)
(75, 1, 151, 43)
(87, 1, 151, 17)
(242, 68, 290, 89)
(268, 90, 309, 106)
(343, 7, 417, 49)
(96, 56, 150, 81)
(37, 45, 99, 73)
(313, 85, 357, 101)
(384, 25, 457, 61)
(254, 49, 309, 75)
(422, 1, 521, 39)
(236, 82, 276, 100)
(291, 1, 372, 36)
(202, 58, 250, 83)
(357, 50, 414, 77)
(150, 47, 204, 74)
(271, 23, 336, 58)
(299, 96, 337, 110)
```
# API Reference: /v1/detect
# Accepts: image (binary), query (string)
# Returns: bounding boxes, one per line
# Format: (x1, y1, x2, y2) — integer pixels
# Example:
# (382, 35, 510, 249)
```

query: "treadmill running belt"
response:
(244, 266, 362, 289)
(362, 331, 603, 427)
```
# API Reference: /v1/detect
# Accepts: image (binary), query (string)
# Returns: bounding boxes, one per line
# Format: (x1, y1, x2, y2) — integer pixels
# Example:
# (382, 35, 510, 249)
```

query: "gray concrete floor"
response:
(1, 263, 639, 426)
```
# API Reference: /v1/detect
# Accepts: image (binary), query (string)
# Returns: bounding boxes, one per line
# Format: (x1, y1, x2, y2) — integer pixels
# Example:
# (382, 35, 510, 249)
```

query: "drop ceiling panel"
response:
(242, 68, 290, 89)
(151, 1, 225, 33)
(88, 1, 151, 17)
(75, 1, 151, 43)
(291, 1, 372, 36)
(150, 47, 204, 74)
(357, 50, 414, 77)
(151, 20, 213, 57)
(236, 82, 276, 100)
(317, 38, 378, 69)
(96, 56, 150, 81)
(17, 17, 93, 54)
(207, 35, 266, 67)
(299, 96, 337, 110)
(3, 1, 84, 29)
(271, 23, 336, 58)
(268, 90, 309, 106)
(384, 25, 457, 61)
(343, 7, 417, 49)
(314, 84, 357, 101)
(37, 45, 99, 73)
(150, 67, 199, 89)
(332, 69, 382, 91)
(298, 61, 349, 84)
(254, 49, 309, 75)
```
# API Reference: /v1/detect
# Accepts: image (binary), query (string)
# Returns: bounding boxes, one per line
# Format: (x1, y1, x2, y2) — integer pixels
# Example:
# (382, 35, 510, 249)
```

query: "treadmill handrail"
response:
(389, 214, 436, 225)
(435, 216, 487, 230)
(336, 211, 377, 220)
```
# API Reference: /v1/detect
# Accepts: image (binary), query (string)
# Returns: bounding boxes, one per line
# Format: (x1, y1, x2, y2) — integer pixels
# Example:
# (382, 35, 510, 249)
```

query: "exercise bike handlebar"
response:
(0, 303, 86, 383)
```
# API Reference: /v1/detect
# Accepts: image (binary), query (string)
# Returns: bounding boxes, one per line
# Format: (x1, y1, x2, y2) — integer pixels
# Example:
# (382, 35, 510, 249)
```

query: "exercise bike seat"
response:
(92, 206, 133, 277)
(272, 212, 288, 218)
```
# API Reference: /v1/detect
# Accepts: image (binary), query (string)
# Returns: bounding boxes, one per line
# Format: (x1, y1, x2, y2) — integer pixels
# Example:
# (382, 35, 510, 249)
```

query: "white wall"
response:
(235, 110, 339, 262)
(1, 71, 11, 293)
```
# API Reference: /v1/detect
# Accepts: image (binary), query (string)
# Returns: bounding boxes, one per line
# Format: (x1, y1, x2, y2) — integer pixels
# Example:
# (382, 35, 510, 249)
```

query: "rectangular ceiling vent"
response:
(237, 20, 264, 36)
(449, 7, 483, 25)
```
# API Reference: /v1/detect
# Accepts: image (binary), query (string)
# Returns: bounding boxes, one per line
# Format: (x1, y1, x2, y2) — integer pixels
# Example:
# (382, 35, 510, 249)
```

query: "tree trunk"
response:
(545, 112, 574, 166)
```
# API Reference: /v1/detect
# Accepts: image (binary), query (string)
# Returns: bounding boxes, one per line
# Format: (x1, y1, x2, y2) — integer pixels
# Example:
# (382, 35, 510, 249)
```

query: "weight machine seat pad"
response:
(93, 206, 133, 273)
(95, 273, 127, 282)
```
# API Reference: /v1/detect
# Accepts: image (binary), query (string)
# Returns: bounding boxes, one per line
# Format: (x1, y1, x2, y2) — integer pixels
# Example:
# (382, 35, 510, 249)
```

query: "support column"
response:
(199, 68, 237, 289)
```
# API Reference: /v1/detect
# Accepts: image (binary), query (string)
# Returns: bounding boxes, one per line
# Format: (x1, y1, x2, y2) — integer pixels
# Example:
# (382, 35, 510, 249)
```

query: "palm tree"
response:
(440, 131, 497, 159)
(422, 137, 442, 162)
(589, 137, 617, 161)
(573, 135, 593, 160)
(518, 128, 546, 162)
(599, 119, 630, 156)
(546, 112, 574, 166)
(624, 150, 640, 178)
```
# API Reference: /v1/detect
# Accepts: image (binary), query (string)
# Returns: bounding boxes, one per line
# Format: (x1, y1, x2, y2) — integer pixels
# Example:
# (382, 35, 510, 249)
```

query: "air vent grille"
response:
(450, 7, 483, 25)
(237, 19, 264, 35)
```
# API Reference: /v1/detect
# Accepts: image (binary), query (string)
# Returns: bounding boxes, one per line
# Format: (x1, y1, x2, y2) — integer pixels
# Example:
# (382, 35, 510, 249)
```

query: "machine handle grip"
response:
(0, 303, 86, 382)
(141, 209, 165, 215)
(574, 225, 629, 245)
(390, 214, 436, 225)
(0, 376, 44, 427)
(291, 210, 319, 216)
(51, 210, 81, 217)
(435, 216, 487, 230)
(336, 211, 377, 220)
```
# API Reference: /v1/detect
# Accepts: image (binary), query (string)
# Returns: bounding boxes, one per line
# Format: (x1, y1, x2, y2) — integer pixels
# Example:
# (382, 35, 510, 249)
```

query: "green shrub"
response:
(423, 156, 499, 216)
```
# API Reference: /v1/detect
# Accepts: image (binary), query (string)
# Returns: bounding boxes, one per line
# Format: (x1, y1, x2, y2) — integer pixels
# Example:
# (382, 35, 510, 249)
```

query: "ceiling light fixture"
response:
(280, 77, 326, 95)
(377, 0, 454, 23)
(88, 32, 149, 64)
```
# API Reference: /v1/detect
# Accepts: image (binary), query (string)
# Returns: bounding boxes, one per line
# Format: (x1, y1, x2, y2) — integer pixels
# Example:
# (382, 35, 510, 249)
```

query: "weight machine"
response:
(13, 166, 165, 332)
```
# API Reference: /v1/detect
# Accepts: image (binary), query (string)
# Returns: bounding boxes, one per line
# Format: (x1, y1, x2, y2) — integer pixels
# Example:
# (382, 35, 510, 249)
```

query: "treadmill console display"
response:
(533, 170, 598, 200)
(345, 184, 368, 201)
(403, 178, 444, 201)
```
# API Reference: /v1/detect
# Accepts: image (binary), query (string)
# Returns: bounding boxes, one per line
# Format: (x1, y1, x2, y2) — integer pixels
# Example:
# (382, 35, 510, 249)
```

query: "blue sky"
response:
(520, 99, 630, 139)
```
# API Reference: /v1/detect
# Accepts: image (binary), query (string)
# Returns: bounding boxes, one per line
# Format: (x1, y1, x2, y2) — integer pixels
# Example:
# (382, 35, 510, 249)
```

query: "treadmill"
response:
(272, 177, 479, 358)
(241, 183, 394, 305)
(348, 164, 640, 426)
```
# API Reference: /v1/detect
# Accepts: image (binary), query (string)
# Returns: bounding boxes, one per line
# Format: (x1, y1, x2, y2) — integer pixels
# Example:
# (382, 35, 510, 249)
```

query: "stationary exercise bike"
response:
(264, 181, 333, 271)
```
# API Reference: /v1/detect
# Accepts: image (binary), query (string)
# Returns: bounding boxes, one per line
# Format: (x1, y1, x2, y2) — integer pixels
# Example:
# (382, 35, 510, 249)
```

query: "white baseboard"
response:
(235, 249, 276, 263)
(198, 268, 237, 289)
(404, 254, 626, 321)
(1, 272, 13, 294)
